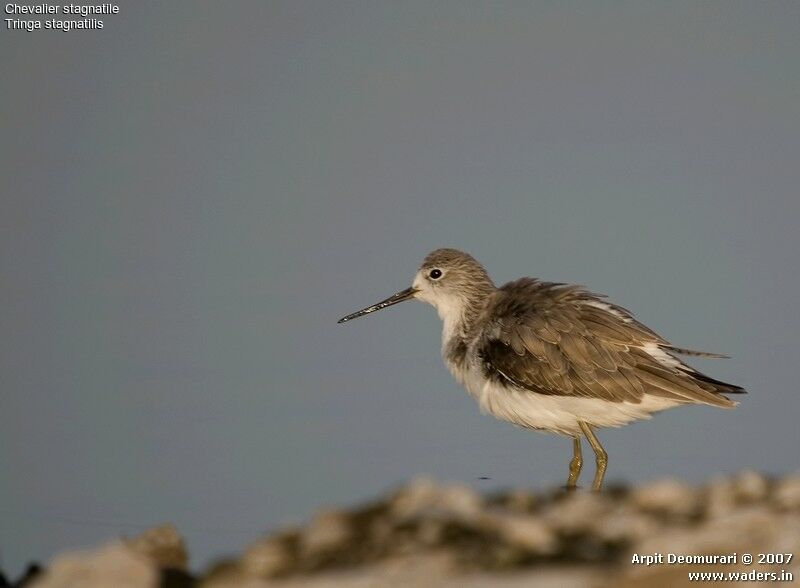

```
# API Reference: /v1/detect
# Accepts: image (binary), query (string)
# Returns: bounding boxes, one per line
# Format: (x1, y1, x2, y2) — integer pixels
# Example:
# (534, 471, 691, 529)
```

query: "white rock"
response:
(124, 523, 188, 570)
(734, 470, 769, 502)
(773, 475, 800, 510)
(31, 542, 157, 588)
(541, 492, 613, 534)
(390, 478, 483, 523)
(593, 505, 660, 543)
(302, 510, 352, 556)
(704, 475, 738, 519)
(488, 513, 557, 554)
(631, 478, 699, 518)
(241, 538, 292, 578)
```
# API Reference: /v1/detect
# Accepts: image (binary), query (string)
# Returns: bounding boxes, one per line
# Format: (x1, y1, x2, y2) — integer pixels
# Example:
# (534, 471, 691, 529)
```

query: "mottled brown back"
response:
(477, 278, 744, 406)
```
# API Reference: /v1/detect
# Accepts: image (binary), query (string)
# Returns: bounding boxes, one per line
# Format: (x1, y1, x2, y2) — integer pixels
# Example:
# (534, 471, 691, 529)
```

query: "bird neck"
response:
(437, 289, 493, 344)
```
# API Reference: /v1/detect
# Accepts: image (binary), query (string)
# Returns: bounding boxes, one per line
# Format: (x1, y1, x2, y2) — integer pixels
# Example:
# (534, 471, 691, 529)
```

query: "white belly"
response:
(450, 361, 680, 436)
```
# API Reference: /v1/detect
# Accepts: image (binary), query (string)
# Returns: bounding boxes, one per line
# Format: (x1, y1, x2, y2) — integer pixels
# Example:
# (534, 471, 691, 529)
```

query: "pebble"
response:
(124, 523, 188, 571)
(630, 478, 699, 518)
(15, 471, 800, 587)
(773, 474, 800, 510)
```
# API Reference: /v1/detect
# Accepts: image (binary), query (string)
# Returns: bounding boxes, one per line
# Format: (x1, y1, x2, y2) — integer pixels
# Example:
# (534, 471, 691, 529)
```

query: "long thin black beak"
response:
(338, 287, 417, 323)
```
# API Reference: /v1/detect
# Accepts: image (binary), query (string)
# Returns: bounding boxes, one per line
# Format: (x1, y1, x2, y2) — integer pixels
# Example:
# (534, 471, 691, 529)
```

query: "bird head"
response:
(338, 248, 494, 324)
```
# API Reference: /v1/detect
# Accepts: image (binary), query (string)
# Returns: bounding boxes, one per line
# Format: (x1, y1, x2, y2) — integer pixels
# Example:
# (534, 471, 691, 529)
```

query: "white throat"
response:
(432, 296, 469, 345)
(410, 275, 485, 346)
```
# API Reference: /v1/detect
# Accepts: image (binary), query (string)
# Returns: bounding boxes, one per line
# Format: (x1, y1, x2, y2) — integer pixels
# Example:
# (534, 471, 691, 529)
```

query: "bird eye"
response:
(429, 268, 442, 280)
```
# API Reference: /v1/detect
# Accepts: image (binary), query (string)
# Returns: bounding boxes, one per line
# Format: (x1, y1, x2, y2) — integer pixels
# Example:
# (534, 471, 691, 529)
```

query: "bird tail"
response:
(665, 346, 747, 406)
(665, 345, 730, 359)
(689, 371, 747, 395)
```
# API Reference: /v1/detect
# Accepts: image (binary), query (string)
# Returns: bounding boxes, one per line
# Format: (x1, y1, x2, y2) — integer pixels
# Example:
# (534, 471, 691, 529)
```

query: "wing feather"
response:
(519, 326, 548, 360)
(477, 278, 743, 407)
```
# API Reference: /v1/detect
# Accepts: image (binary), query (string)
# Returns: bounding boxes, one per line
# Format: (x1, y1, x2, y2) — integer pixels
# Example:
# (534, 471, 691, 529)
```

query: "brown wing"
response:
(477, 278, 743, 407)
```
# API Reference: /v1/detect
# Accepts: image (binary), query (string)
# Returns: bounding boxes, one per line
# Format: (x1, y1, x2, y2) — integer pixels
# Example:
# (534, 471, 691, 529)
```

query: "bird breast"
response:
(440, 333, 682, 436)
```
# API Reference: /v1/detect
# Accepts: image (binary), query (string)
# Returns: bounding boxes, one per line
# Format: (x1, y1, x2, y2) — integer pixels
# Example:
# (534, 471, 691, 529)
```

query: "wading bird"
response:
(338, 249, 744, 490)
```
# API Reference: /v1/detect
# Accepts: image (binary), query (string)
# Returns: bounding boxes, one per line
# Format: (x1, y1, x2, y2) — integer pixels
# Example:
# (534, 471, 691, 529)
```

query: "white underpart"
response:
(446, 357, 681, 436)
(412, 273, 467, 343)
(418, 279, 685, 436)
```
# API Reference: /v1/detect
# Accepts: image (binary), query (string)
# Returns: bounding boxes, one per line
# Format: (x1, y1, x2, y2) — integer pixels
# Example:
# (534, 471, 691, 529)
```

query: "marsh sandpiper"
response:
(338, 249, 744, 490)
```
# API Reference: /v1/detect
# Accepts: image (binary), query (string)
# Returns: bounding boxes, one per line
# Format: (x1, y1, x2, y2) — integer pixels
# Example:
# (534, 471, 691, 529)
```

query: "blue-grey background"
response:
(1, 0, 798, 576)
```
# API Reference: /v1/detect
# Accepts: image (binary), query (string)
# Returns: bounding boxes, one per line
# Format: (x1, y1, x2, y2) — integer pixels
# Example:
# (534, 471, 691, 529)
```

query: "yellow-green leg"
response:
(578, 421, 608, 492)
(566, 436, 583, 489)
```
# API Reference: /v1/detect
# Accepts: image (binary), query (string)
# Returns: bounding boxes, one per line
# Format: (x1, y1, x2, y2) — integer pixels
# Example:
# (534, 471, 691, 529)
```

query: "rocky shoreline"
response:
(5, 471, 800, 587)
